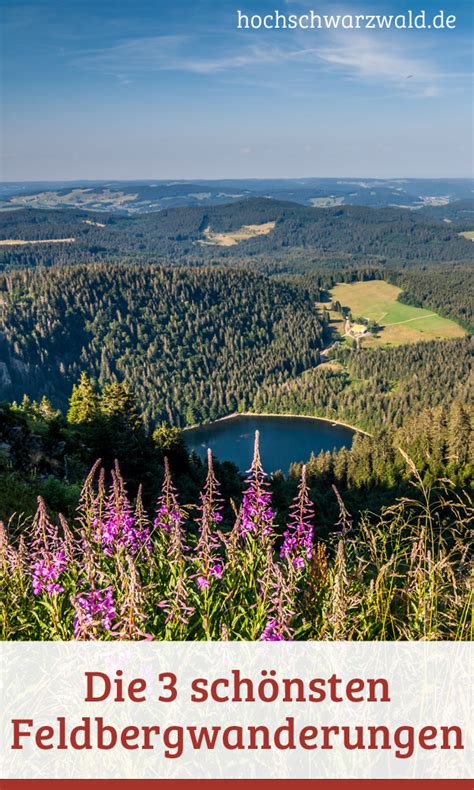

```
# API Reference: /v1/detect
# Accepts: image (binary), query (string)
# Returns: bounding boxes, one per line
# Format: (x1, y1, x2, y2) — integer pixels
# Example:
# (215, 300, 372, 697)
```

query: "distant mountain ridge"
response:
(0, 177, 472, 215)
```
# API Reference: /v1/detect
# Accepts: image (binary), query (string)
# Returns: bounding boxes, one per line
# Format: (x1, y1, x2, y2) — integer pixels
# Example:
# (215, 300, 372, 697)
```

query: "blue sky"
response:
(1, 0, 472, 179)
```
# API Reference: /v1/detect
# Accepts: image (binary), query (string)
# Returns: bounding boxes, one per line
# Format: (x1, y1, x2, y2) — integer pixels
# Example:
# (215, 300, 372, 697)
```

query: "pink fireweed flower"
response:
(280, 465, 315, 569)
(210, 562, 223, 579)
(260, 564, 295, 641)
(155, 505, 183, 532)
(31, 549, 66, 597)
(29, 498, 68, 597)
(98, 466, 150, 555)
(30, 496, 59, 554)
(73, 586, 116, 637)
(260, 617, 285, 641)
(0, 521, 16, 573)
(75, 462, 105, 550)
(240, 431, 275, 538)
(133, 485, 152, 559)
(154, 459, 185, 557)
(195, 449, 224, 590)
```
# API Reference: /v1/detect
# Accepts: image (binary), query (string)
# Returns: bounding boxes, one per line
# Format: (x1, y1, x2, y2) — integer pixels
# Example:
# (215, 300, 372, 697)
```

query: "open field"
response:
(83, 219, 106, 228)
(9, 188, 139, 211)
(0, 238, 75, 246)
(327, 280, 466, 346)
(459, 230, 474, 240)
(199, 221, 276, 246)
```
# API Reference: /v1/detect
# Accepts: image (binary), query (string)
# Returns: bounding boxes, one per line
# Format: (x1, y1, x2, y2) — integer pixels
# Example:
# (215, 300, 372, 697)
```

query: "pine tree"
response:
(18, 394, 32, 416)
(448, 401, 472, 467)
(333, 447, 349, 483)
(38, 395, 60, 422)
(67, 373, 99, 424)
(100, 381, 142, 431)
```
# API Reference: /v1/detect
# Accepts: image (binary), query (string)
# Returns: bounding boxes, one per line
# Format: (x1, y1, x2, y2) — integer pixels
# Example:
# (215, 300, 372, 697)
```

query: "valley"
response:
(1, 0, 471, 648)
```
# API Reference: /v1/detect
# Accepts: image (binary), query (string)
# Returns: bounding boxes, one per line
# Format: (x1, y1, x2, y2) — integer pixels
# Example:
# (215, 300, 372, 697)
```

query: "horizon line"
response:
(1, 175, 473, 184)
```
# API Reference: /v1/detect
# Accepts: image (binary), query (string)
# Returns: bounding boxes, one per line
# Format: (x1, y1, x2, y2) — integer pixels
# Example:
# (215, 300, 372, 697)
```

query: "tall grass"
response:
(0, 434, 471, 641)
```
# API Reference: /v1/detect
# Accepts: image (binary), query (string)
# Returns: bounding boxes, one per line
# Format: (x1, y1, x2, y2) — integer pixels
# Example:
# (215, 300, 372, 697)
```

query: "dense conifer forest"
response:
(0, 197, 471, 541)
(1, 199, 473, 272)
(0, 265, 323, 424)
(254, 338, 472, 431)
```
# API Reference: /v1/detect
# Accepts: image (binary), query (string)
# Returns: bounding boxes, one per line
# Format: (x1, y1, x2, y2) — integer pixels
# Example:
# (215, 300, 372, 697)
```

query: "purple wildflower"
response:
(240, 431, 275, 538)
(154, 459, 185, 557)
(260, 617, 285, 641)
(29, 498, 67, 597)
(59, 514, 76, 564)
(97, 465, 150, 555)
(195, 449, 224, 590)
(0, 521, 15, 573)
(133, 485, 151, 558)
(210, 562, 223, 579)
(73, 586, 116, 637)
(280, 465, 315, 569)
(32, 549, 66, 596)
(260, 564, 295, 641)
(154, 460, 191, 631)
(30, 496, 59, 554)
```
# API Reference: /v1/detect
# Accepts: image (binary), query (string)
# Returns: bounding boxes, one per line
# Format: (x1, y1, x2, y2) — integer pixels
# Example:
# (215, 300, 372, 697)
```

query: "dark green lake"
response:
(184, 414, 357, 473)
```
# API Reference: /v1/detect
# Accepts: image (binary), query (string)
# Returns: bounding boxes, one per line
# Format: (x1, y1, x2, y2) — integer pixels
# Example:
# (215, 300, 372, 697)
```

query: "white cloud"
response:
(73, 35, 286, 76)
(420, 85, 441, 98)
(72, 25, 449, 99)
(315, 34, 436, 84)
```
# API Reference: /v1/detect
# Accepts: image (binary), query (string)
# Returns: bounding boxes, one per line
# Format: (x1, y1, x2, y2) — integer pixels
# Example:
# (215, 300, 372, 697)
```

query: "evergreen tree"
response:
(100, 382, 142, 431)
(152, 422, 189, 473)
(448, 401, 472, 467)
(67, 373, 99, 424)
(38, 395, 60, 422)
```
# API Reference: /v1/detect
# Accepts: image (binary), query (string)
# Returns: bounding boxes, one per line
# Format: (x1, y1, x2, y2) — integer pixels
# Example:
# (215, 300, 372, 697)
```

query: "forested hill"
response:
(0, 265, 324, 425)
(1, 198, 473, 271)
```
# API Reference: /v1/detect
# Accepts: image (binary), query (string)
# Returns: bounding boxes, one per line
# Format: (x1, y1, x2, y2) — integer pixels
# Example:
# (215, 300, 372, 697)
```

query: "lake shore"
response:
(183, 411, 370, 437)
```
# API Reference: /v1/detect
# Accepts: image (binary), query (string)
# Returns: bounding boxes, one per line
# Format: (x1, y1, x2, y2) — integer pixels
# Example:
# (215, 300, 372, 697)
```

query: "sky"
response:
(1, 0, 473, 179)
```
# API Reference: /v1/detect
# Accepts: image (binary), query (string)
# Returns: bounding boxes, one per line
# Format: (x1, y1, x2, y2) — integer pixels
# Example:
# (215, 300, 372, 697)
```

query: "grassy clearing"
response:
(199, 221, 276, 247)
(459, 231, 474, 240)
(328, 280, 465, 346)
(0, 238, 75, 246)
(83, 219, 106, 228)
(317, 360, 343, 372)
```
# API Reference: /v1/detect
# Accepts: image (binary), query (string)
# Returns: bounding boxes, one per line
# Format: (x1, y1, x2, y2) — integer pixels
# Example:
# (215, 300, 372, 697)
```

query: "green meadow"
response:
(328, 280, 466, 346)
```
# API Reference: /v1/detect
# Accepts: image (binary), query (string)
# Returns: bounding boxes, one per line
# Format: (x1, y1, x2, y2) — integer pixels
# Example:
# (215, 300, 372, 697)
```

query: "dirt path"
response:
(384, 314, 435, 326)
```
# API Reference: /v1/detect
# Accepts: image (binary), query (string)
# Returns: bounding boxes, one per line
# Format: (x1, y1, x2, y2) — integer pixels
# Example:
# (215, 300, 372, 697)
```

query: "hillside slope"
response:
(1, 198, 473, 271)
(0, 264, 323, 425)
